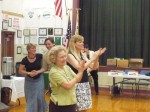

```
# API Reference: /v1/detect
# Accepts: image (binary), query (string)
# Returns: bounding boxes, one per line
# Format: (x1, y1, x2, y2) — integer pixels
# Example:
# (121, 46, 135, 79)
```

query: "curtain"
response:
(79, 0, 150, 67)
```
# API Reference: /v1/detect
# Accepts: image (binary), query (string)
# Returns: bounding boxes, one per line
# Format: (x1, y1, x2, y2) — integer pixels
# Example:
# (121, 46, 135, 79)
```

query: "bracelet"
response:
(27, 72, 30, 76)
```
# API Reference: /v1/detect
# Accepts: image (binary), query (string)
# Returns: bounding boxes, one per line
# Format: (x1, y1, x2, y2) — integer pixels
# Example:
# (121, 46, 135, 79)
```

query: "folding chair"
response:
(120, 69, 137, 95)
(136, 70, 150, 95)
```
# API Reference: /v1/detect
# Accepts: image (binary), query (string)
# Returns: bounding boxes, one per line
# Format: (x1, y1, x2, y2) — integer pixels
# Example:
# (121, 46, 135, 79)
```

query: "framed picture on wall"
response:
(17, 30, 22, 38)
(62, 37, 66, 46)
(54, 28, 63, 36)
(23, 29, 30, 36)
(30, 36, 38, 44)
(39, 37, 47, 45)
(30, 29, 37, 36)
(55, 37, 61, 45)
(17, 46, 22, 54)
(24, 37, 30, 45)
(48, 28, 53, 35)
(39, 28, 47, 36)
(2, 20, 8, 30)
(8, 18, 12, 27)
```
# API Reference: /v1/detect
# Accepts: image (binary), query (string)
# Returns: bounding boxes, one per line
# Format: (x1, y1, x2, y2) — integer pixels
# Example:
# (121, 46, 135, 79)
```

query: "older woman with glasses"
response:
(48, 45, 85, 112)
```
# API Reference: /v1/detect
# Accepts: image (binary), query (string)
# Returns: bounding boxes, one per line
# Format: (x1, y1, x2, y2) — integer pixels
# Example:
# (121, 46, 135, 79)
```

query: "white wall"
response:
(23, 0, 73, 35)
(2, 0, 23, 14)
(21, 0, 73, 56)
(0, 0, 73, 73)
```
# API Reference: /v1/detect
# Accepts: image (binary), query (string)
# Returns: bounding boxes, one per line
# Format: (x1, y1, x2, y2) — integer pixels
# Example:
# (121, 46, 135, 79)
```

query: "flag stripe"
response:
(55, 0, 62, 18)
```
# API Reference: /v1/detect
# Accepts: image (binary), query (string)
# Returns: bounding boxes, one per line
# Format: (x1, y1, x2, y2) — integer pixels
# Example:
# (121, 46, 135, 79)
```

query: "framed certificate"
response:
(55, 37, 61, 45)
(17, 46, 22, 54)
(30, 29, 37, 36)
(2, 20, 8, 30)
(17, 30, 22, 38)
(54, 28, 63, 36)
(30, 36, 38, 44)
(24, 37, 30, 45)
(23, 29, 30, 36)
(39, 37, 47, 45)
(8, 18, 12, 27)
(48, 28, 53, 35)
(39, 28, 47, 36)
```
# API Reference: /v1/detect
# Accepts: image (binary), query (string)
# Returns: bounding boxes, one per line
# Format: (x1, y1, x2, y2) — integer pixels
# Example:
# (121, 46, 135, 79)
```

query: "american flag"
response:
(55, 0, 62, 18)
(64, 14, 71, 48)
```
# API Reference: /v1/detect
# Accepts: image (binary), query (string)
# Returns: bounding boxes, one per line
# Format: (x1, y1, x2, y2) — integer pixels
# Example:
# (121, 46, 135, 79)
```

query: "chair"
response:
(120, 69, 137, 95)
(136, 70, 150, 95)
(15, 62, 24, 77)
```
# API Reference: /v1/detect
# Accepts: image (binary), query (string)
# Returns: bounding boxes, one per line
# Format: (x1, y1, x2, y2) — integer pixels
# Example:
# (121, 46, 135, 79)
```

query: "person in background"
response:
(43, 37, 55, 71)
(84, 44, 99, 95)
(67, 35, 107, 112)
(42, 38, 55, 95)
(19, 43, 48, 112)
(48, 45, 85, 112)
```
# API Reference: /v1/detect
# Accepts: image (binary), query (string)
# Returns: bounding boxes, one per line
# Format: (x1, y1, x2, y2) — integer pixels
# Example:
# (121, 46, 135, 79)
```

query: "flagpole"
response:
(64, 0, 68, 15)
(67, 8, 72, 15)
(75, 8, 81, 35)
(67, 8, 72, 33)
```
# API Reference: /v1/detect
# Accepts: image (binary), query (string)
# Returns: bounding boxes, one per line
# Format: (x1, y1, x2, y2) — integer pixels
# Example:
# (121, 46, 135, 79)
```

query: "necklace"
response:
(63, 68, 71, 81)
(56, 66, 71, 81)
(27, 55, 36, 63)
(28, 55, 36, 59)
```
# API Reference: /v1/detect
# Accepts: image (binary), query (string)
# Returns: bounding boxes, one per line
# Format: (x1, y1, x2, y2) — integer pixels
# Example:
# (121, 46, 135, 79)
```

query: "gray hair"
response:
(48, 45, 67, 65)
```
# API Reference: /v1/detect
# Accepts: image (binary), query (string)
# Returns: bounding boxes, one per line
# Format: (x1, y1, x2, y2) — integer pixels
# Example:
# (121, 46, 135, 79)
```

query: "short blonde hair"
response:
(48, 45, 67, 65)
(26, 43, 36, 51)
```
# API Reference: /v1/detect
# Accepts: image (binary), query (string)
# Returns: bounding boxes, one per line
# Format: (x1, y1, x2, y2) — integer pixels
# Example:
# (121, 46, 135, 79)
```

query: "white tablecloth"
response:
(2, 76, 25, 102)
(108, 72, 150, 79)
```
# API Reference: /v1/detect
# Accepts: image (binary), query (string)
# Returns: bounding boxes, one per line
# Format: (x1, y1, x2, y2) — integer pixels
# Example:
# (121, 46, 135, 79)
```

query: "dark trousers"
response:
(49, 101, 77, 112)
(90, 70, 99, 94)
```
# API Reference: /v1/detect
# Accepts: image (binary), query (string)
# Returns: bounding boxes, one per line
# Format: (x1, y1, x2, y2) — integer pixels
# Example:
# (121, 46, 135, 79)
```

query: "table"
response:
(108, 72, 150, 95)
(2, 76, 25, 102)
(108, 72, 150, 85)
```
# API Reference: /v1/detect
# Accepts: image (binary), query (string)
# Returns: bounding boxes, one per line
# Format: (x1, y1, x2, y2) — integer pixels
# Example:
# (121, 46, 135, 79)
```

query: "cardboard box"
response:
(129, 58, 144, 68)
(107, 59, 117, 66)
(117, 60, 129, 67)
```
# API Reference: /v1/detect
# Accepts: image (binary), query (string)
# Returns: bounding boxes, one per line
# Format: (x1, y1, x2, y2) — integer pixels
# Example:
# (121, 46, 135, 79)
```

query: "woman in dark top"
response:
(19, 43, 48, 112)
(67, 35, 106, 112)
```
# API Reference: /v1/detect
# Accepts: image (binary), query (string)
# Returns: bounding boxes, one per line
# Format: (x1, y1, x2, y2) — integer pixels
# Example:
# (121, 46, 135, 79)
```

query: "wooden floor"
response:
(8, 90, 150, 112)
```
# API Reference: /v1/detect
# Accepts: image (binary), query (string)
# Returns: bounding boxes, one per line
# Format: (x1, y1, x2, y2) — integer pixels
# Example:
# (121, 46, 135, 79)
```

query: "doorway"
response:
(1, 31, 15, 71)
